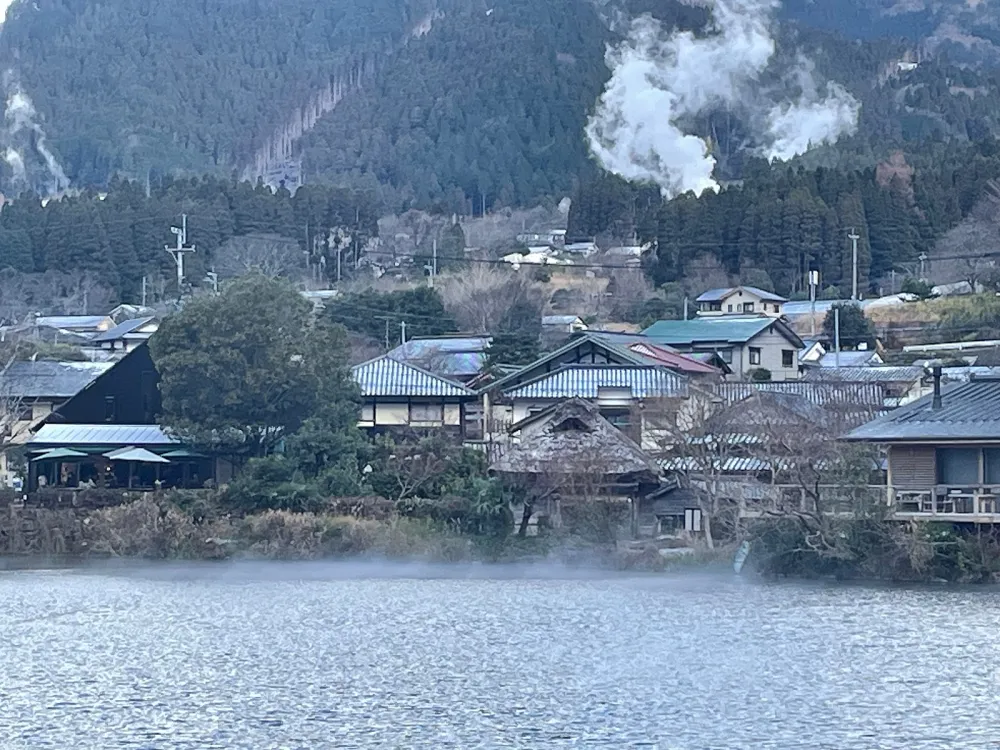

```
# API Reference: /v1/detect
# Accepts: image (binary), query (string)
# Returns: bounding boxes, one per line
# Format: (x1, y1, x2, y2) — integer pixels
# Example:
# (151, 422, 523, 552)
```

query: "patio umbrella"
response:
(161, 449, 206, 458)
(31, 448, 88, 461)
(103, 447, 169, 489)
(103, 447, 170, 463)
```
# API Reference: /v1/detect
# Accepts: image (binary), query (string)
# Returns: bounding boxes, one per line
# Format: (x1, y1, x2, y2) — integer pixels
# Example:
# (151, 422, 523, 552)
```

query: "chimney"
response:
(932, 365, 942, 410)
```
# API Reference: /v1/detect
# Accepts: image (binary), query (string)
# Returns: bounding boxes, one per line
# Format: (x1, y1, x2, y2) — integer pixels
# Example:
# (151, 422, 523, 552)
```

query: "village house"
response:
(803, 366, 929, 408)
(541, 315, 588, 335)
(481, 331, 725, 441)
(15, 343, 227, 491)
(798, 338, 826, 365)
(351, 355, 480, 438)
(816, 349, 884, 368)
(642, 316, 804, 381)
(34, 315, 115, 337)
(84, 317, 159, 355)
(845, 371, 1000, 522)
(490, 398, 661, 537)
(695, 286, 787, 317)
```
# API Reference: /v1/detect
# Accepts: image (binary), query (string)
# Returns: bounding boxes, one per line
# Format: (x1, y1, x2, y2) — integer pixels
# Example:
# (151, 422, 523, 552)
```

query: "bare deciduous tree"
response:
(437, 265, 548, 334)
(214, 233, 303, 280)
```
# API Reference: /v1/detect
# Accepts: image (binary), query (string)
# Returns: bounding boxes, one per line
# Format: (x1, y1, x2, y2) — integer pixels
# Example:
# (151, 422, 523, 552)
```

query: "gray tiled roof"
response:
(0, 361, 112, 399)
(695, 286, 787, 303)
(352, 355, 475, 398)
(35, 315, 111, 330)
(817, 351, 882, 367)
(387, 336, 490, 378)
(29, 424, 178, 446)
(715, 381, 886, 410)
(845, 378, 1000, 442)
(804, 366, 926, 384)
(503, 364, 688, 400)
(90, 317, 156, 343)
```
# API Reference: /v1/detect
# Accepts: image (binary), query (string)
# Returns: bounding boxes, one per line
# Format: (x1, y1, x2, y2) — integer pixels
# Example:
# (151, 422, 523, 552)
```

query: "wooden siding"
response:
(889, 445, 936, 488)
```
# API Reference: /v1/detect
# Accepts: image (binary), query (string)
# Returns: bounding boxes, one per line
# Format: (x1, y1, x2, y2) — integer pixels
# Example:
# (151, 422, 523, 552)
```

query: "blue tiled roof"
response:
(352, 356, 475, 398)
(503, 364, 687, 400)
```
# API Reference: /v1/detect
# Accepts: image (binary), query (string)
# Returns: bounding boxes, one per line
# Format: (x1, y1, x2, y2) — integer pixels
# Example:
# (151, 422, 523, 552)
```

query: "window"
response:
(727, 304, 733, 312)
(782, 349, 795, 368)
(409, 403, 444, 423)
(937, 448, 979, 485)
(743, 302, 755, 313)
(985, 449, 1000, 484)
(716, 348, 733, 364)
(773, 305, 780, 314)
(104, 396, 116, 422)
(748, 347, 762, 366)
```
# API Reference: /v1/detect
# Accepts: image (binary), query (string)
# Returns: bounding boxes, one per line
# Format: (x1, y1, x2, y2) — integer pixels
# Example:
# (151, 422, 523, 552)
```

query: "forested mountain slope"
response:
(0, 0, 435, 186)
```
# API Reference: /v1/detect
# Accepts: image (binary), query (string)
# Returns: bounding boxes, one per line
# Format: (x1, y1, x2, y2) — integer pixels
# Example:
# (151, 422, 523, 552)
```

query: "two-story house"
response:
(641, 316, 804, 381)
(696, 286, 787, 317)
(352, 355, 480, 437)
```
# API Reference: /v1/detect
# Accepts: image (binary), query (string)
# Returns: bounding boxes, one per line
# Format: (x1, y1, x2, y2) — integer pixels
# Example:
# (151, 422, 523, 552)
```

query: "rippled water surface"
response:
(2, 563, 1000, 749)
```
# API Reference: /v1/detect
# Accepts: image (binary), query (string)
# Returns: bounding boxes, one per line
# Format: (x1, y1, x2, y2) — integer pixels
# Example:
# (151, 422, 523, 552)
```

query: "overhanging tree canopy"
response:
(150, 274, 358, 457)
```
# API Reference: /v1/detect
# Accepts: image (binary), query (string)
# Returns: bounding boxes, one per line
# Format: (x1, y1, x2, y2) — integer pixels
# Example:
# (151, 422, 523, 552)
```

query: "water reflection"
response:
(1, 563, 999, 749)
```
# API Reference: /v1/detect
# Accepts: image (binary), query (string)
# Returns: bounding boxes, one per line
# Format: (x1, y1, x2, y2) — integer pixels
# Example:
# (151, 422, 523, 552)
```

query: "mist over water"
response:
(2, 562, 999, 748)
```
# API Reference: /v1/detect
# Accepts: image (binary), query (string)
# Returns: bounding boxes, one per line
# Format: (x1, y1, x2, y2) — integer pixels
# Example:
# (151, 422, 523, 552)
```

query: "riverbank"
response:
(0, 496, 726, 571)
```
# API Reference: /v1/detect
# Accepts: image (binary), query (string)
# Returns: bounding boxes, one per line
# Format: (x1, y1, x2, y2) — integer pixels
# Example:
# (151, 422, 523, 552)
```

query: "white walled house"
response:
(695, 286, 787, 317)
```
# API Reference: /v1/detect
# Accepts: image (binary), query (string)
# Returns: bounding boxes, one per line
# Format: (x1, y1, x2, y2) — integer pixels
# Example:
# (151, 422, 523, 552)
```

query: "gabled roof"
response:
(386, 336, 490, 379)
(503, 364, 688, 400)
(35, 315, 112, 331)
(845, 378, 1000, 442)
(29, 424, 178, 446)
(696, 286, 787, 303)
(0, 360, 113, 399)
(641, 316, 803, 348)
(804, 366, 926, 385)
(490, 398, 658, 477)
(352, 355, 475, 398)
(485, 331, 720, 393)
(714, 382, 886, 424)
(817, 350, 883, 367)
(90, 317, 157, 343)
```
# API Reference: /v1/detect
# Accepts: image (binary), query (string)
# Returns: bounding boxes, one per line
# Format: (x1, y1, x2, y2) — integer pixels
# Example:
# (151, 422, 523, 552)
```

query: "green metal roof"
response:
(641, 316, 800, 347)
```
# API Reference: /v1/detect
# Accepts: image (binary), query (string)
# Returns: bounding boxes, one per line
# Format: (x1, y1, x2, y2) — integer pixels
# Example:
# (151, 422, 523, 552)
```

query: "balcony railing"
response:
(891, 487, 1000, 519)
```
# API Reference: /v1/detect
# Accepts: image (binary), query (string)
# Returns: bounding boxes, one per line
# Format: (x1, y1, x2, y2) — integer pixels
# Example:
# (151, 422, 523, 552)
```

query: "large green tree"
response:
(150, 274, 359, 459)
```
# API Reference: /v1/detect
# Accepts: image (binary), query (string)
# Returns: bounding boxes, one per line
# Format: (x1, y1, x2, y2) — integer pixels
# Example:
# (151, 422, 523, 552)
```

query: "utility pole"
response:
(205, 270, 219, 294)
(848, 227, 860, 301)
(384, 319, 390, 350)
(400, 320, 407, 345)
(141, 276, 148, 307)
(808, 270, 819, 337)
(919, 252, 928, 281)
(834, 306, 841, 368)
(683, 297, 689, 321)
(165, 214, 195, 290)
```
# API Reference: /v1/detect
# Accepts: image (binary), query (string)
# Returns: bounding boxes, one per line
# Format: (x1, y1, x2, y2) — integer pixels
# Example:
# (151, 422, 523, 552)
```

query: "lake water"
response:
(1, 563, 999, 749)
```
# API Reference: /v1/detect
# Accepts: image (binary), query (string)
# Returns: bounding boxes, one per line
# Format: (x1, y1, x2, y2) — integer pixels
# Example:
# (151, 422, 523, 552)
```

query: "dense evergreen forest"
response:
(569, 138, 1000, 296)
(0, 0, 437, 184)
(0, 178, 378, 304)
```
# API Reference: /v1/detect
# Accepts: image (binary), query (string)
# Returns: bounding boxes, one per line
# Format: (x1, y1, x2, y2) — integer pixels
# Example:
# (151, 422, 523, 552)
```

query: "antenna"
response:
(165, 214, 195, 290)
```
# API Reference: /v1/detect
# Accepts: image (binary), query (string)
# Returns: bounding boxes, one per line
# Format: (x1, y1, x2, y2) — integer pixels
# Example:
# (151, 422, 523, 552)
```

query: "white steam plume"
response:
(4, 146, 25, 183)
(4, 82, 69, 193)
(586, 0, 859, 198)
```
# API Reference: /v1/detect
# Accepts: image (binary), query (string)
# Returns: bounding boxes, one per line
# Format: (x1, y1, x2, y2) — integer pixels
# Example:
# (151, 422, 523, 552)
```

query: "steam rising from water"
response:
(586, 0, 860, 197)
